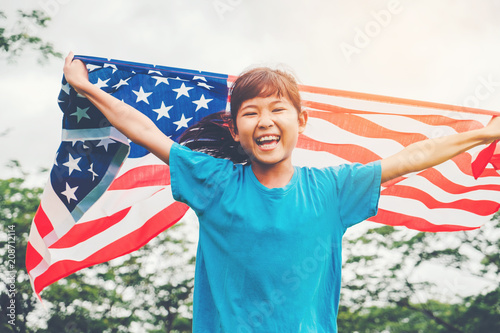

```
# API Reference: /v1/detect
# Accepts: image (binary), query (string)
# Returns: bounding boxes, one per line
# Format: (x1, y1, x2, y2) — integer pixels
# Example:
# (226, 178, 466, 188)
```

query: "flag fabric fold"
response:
(471, 140, 499, 179)
(27, 55, 500, 299)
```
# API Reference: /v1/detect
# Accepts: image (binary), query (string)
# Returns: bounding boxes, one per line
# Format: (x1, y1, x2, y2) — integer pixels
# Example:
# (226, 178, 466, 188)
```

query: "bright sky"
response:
(2, 0, 500, 180)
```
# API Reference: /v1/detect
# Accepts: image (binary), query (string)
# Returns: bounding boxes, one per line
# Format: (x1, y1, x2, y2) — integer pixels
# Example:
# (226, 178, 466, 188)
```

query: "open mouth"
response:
(256, 135, 281, 149)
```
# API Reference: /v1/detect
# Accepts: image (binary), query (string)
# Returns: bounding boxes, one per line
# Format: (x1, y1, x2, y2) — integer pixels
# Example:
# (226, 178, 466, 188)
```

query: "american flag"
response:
(27, 55, 500, 299)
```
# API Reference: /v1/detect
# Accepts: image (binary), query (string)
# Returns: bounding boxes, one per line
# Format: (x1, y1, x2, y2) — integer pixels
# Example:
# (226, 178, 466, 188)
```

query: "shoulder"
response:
(169, 143, 242, 208)
(170, 142, 235, 168)
(295, 161, 381, 195)
(169, 142, 241, 186)
(297, 160, 380, 179)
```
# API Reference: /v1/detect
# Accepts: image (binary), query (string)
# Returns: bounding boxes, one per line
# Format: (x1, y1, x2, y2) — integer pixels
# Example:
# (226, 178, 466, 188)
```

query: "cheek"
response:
(236, 119, 253, 134)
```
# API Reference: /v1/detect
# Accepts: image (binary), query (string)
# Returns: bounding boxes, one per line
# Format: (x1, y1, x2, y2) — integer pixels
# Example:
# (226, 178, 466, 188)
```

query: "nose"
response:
(258, 113, 274, 128)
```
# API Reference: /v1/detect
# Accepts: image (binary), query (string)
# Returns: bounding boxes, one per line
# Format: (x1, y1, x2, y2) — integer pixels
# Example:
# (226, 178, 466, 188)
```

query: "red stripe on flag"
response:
(49, 207, 131, 249)
(472, 140, 498, 179)
(381, 185, 500, 216)
(452, 153, 499, 178)
(369, 209, 479, 232)
(418, 167, 500, 193)
(33, 201, 189, 296)
(26, 242, 44, 273)
(33, 206, 54, 239)
(109, 165, 171, 190)
(297, 135, 381, 164)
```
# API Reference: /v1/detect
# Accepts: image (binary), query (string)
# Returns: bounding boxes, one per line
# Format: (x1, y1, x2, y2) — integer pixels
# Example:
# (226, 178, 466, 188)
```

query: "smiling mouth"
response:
(256, 135, 281, 149)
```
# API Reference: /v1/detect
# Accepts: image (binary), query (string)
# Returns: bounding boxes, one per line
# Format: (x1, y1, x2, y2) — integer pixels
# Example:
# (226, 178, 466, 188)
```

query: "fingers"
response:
(63, 52, 86, 74)
(64, 51, 74, 67)
(63, 51, 90, 92)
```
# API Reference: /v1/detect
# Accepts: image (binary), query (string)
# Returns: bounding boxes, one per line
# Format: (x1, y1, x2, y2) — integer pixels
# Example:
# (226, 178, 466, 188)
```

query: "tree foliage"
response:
(0, 9, 62, 63)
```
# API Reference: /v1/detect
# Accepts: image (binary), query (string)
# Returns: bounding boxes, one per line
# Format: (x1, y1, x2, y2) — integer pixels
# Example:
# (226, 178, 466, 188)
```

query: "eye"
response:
(272, 108, 285, 113)
(241, 111, 257, 117)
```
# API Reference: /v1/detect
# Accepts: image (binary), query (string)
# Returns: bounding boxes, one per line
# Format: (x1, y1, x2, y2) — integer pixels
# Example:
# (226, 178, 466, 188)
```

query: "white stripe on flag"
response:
(78, 185, 170, 223)
(378, 196, 491, 227)
(48, 188, 175, 263)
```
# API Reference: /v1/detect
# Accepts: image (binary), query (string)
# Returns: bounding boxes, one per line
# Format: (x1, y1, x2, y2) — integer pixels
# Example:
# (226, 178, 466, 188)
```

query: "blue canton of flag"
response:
(53, 55, 228, 218)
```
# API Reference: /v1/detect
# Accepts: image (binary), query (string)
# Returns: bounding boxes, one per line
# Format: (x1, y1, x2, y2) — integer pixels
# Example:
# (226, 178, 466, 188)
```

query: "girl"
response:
(63, 52, 500, 332)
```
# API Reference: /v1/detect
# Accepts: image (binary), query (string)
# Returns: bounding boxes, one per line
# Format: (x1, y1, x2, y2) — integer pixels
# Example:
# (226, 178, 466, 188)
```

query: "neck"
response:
(251, 161, 295, 189)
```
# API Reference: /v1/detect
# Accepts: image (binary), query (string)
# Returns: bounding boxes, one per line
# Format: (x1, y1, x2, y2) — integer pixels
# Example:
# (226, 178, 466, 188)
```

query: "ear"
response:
(298, 109, 308, 134)
(228, 118, 240, 142)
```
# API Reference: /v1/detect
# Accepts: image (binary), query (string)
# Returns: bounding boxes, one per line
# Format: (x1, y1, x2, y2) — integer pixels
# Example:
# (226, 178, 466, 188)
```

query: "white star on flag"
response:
(97, 138, 115, 151)
(103, 63, 118, 73)
(193, 76, 207, 82)
(61, 182, 78, 203)
(86, 64, 101, 72)
(132, 86, 153, 104)
(197, 82, 214, 90)
(148, 70, 162, 75)
(153, 76, 170, 86)
(61, 83, 71, 95)
(192, 94, 213, 112)
(70, 106, 91, 123)
(112, 78, 131, 89)
(152, 102, 173, 120)
(173, 114, 193, 131)
(94, 78, 111, 89)
(63, 155, 82, 176)
(172, 83, 193, 99)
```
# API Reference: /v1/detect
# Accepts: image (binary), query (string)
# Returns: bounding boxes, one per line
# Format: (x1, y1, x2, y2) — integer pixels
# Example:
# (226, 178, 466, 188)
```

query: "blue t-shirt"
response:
(170, 143, 381, 333)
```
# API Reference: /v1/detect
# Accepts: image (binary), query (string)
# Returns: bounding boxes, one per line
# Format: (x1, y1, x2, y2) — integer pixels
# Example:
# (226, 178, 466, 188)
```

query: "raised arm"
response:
(63, 52, 174, 164)
(380, 116, 500, 183)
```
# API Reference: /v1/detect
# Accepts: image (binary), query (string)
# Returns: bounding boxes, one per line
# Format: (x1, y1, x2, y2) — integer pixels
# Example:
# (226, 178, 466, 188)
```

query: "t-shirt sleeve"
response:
(169, 143, 234, 215)
(331, 160, 382, 229)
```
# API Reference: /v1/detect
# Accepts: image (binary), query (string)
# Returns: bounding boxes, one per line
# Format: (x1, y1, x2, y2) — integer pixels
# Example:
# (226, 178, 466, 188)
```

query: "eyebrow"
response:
(240, 99, 284, 111)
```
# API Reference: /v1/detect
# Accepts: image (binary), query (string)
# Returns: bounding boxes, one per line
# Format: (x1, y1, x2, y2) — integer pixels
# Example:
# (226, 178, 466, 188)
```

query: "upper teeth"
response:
(257, 136, 279, 143)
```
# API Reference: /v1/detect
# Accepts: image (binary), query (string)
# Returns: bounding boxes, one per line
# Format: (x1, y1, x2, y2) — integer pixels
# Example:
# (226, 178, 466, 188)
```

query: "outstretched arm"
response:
(380, 116, 500, 183)
(63, 52, 174, 164)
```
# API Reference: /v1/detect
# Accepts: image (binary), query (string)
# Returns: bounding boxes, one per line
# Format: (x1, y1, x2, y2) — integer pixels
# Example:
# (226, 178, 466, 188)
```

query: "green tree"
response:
(339, 213, 500, 332)
(0, 9, 62, 63)
(0, 163, 43, 333)
(0, 165, 195, 332)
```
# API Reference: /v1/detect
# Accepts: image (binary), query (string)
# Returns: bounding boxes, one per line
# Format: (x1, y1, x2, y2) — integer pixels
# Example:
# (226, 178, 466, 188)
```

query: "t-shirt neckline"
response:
(248, 165, 299, 194)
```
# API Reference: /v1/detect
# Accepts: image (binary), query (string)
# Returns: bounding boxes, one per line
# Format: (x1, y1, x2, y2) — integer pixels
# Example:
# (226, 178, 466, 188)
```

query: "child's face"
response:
(232, 94, 307, 167)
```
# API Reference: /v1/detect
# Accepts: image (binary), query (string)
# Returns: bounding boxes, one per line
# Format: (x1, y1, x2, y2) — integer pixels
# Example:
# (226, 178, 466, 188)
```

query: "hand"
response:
(483, 116, 500, 144)
(63, 51, 89, 94)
